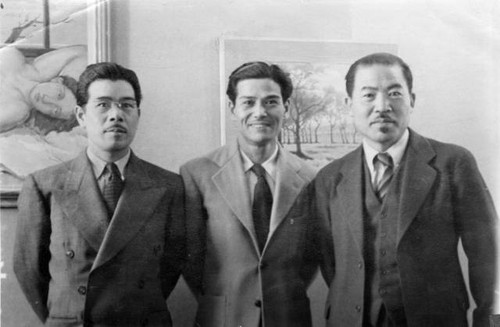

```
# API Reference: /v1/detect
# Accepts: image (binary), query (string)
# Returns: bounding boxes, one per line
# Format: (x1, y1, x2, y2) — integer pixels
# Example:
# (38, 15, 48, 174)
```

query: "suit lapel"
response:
(397, 131, 437, 245)
(58, 152, 109, 253)
(211, 143, 257, 250)
(268, 149, 307, 240)
(92, 154, 165, 270)
(337, 147, 365, 254)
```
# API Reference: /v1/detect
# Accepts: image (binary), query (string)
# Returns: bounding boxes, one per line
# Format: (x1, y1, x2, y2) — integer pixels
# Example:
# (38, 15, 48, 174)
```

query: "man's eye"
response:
(389, 91, 402, 97)
(96, 102, 109, 108)
(122, 103, 134, 109)
(362, 93, 374, 99)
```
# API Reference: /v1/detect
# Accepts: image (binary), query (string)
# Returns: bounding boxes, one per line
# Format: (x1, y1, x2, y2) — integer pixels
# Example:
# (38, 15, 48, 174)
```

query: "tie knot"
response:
(251, 164, 267, 178)
(375, 153, 393, 168)
(105, 162, 121, 180)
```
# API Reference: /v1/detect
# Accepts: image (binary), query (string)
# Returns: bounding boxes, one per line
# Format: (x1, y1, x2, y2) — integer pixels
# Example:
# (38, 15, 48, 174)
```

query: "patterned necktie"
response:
(102, 162, 124, 218)
(251, 164, 272, 252)
(373, 153, 394, 200)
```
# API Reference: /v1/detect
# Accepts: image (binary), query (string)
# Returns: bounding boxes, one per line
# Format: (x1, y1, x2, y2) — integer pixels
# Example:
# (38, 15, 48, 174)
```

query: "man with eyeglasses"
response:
(14, 62, 185, 326)
(180, 62, 319, 327)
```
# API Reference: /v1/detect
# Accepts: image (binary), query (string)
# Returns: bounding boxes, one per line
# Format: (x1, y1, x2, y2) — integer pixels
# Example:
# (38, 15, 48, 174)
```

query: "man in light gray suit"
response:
(180, 62, 318, 327)
(14, 62, 185, 326)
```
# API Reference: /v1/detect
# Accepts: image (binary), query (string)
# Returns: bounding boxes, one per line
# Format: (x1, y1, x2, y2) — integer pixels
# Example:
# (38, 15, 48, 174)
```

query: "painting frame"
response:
(219, 37, 398, 169)
(0, 0, 111, 208)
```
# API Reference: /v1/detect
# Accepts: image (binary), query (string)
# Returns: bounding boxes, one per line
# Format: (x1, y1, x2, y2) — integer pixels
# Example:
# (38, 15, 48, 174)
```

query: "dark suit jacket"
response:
(314, 130, 498, 327)
(14, 151, 185, 327)
(180, 142, 318, 327)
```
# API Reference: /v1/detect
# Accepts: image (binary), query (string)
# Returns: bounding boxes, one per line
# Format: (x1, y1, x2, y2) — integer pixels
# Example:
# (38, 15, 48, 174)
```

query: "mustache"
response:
(104, 124, 127, 133)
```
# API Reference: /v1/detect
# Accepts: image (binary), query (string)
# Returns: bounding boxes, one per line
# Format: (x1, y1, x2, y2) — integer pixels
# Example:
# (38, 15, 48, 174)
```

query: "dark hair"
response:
(76, 62, 142, 107)
(345, 52, 413, 97)
(226, 61, 293, 104)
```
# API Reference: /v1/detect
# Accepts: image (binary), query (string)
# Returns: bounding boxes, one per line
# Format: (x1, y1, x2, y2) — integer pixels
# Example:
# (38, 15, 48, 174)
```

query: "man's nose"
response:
(252, 103, 267, 116)
(107, 104, 125, 121)
(374, 95, 391, 112)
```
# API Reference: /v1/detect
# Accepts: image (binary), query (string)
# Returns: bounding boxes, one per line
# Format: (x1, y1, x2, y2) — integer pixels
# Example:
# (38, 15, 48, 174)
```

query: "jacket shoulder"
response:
(316, 146, 361, 179)
(135, 158, 183, 188)
(28, 158, 75, 189)
(181, 146, 228, 172)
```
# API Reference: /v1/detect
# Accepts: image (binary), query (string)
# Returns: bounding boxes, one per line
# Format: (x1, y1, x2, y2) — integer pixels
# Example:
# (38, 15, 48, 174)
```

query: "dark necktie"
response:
(373, 153, 394, 200)
(102, 162, 124, 218)
(251, 164, 272, 252)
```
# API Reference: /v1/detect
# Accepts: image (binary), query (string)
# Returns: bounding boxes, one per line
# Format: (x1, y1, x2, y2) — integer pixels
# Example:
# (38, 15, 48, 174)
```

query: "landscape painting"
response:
(220, 37, 397, 170)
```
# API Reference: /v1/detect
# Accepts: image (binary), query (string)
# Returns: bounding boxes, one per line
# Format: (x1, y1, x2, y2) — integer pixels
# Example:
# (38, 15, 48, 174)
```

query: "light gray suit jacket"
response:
(180, 142, 318, 327)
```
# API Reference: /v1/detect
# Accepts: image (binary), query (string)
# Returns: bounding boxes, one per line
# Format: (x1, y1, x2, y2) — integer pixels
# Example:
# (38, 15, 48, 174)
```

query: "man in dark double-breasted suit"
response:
(314, 53, 498, 327)
(14, 62, 185, 326)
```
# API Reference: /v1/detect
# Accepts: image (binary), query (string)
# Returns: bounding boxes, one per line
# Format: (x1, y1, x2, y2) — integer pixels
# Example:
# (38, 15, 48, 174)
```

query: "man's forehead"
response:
(236, 78, 282, 96)
(354, 64, 408, 88)
(87, 79, 135, 97)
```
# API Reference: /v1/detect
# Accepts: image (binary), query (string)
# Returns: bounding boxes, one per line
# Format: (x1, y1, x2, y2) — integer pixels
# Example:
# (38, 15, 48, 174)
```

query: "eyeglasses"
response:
(92, 99, 139, 112)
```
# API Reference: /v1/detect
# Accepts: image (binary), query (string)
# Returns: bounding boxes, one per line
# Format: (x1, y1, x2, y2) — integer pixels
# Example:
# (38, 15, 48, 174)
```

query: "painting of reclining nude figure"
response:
(0, 0, 101, 207)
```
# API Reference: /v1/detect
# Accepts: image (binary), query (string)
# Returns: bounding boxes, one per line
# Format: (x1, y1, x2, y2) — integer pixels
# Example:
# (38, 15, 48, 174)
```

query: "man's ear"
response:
(345, 96, 352, 107)
(75, 105, 86, 127)
(410, 93, 416, 108)
(227, 98, 235, 114)
(284, 99, 290, 113)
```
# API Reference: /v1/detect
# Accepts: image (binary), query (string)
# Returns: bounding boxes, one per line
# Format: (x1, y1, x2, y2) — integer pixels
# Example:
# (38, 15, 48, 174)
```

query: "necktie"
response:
(373, 153, 394, 200)
(251, 164, 272, 252)
(102, 162, 124, 218)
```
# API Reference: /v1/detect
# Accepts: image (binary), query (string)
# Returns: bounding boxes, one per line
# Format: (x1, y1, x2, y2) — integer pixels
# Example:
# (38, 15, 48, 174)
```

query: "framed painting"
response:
(0, 0, 110, 207)
(219, 37, 397, 170)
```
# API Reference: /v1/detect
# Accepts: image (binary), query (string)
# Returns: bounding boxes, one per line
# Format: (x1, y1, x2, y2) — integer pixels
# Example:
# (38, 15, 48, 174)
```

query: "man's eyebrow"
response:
(387, 83, 404, 89)
(93, 96, 136, 101)
(359, 83, 404, 91)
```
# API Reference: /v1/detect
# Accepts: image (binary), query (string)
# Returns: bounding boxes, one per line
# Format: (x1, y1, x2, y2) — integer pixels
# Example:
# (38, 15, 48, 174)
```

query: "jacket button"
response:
(78, 286, 87, 295)
(254, 299, 262, 307)
(138, 280, 145, 289)
(259, 262, 267, 269)
(141, 318, 149, 326)
(355, 305, 361, 312)
(66, 250, 75, 258)
(357, 262, 363, 269)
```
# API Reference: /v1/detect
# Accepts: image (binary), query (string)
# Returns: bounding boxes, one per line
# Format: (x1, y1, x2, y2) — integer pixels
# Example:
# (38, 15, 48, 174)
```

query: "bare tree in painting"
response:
(324, 89, 351, 144)
(283, 65, 336, 159)
(4, 16, 42, 44)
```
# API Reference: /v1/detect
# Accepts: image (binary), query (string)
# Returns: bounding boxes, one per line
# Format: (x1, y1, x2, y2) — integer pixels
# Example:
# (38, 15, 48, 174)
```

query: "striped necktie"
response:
(251, 164, 272, 252)
(373, 153, 394, 200)
(102, 162, 124, 218)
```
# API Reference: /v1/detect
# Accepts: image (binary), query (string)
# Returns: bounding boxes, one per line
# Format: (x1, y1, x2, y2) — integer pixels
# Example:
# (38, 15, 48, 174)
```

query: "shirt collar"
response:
(240, 144, 279, 181)
(86, 148, 130, 180)
(363, 128, 409, 172)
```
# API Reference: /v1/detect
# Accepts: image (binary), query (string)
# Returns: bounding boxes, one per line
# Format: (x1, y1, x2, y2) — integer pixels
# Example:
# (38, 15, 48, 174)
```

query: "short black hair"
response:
(77, 62, 142, 107)
(345, 52, 413, 97)
(226, 61, 293, 104)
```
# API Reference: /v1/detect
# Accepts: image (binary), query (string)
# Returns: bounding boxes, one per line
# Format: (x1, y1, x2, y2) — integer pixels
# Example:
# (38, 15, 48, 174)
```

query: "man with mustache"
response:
(180, 61, 318, 327)
(14, 62, 185, 326)
(314, 52, 498, 327)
